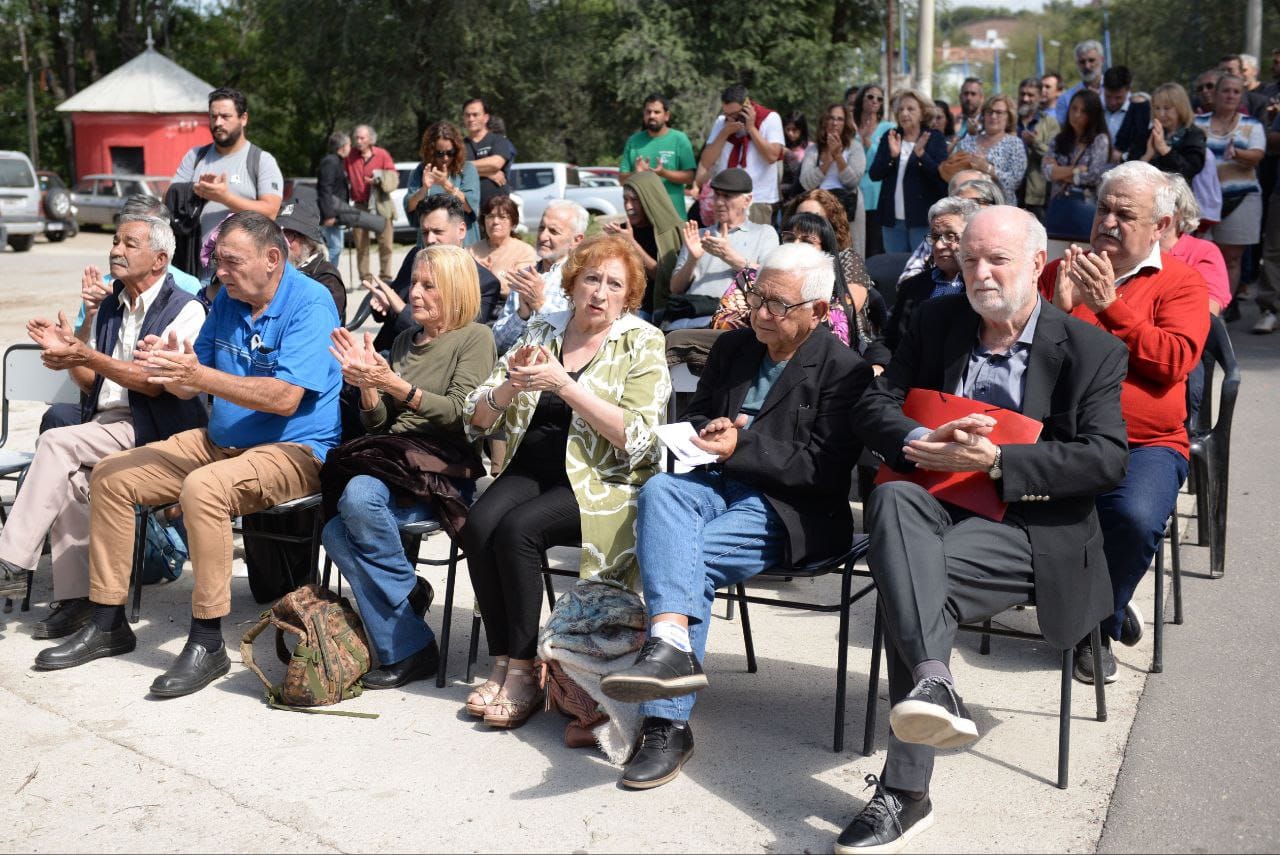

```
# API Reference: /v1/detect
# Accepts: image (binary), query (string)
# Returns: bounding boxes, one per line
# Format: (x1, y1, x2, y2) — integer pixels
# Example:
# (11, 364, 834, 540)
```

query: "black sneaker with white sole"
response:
(1118, 602, 1143, 647)
(835, 774, 934, 854)
(1073, 636, 1117, 684)
(888, 676, 979, 749)
(600, 638, 707, 703)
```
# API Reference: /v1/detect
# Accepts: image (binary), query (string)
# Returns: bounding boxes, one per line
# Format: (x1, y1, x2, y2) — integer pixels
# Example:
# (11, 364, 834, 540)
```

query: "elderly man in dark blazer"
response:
(837, 206, 1129, 854)
(600, 242, 873, 791)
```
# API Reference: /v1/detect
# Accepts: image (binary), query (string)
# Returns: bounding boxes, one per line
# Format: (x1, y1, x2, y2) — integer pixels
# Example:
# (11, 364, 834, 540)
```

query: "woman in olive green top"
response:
(322, 245, 496, 691)
(461, 233, 672, 729)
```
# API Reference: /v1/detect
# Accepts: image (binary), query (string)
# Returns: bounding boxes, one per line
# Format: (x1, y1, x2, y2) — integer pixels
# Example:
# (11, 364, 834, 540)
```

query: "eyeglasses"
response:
(984, 108, 1009, 116)
(927, 231, 962, 247)
(432, 148, 456, 159)
(743, 286, 817, 317)
(864, 94, 884, 101)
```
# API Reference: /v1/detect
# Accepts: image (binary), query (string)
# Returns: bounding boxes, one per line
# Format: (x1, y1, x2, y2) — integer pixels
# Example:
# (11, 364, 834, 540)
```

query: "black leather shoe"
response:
(34, 621, 136, 670)
(149, 641, 231, 697)
(835, 775, 934, 854)
(33, 598, 94, 640)
(407, 576, 434, 618)
(600, 638, 707, 703)
(0, 558, 30, 599)
(889, 676, 979, 749)
(1118, 602, 1143, 647)
(362, 640, 439, 689)
(619, 717, 694, 790)
(1073, 636, 1117, 685)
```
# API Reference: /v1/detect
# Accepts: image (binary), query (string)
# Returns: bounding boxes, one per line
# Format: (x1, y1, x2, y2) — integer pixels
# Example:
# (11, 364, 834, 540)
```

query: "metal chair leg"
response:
(21, 566, 34, 612)
(1090, 625, 1107, 722)
(833, 564, 853, 754)
(725, 595, 735, 621)
(736, 583, 757, 673)
(465, 609, 481, 683)
(863, 607, 883, 757)
(1153, 538, 1165, 674)
(1058, 647, 1072, 789)
(307, 507, 323, 587)
(1171, 512, 1183, 625)
(436, 541, 459, 689)
(128, 507, 148, 623)
(979, 619, 992, 655)
(320, 556, 333, 592)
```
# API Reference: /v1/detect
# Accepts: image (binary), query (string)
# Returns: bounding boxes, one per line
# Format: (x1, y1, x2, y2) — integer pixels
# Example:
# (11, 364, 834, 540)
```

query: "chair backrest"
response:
(2, 344, 80, 447)
(345, 291, 376, 332)
(1202, 314, 1240, 441)
(865, 252, 910, 308)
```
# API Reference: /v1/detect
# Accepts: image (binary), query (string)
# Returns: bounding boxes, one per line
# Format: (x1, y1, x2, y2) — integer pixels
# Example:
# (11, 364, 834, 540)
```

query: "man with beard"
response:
(172, 88, 283, 278)
(1055, 41, 1106, 125)
(1017, 76, 1059, 218)
(620, 94, 697, 217)
(491, 199, 587, 353)
(957, 77, 986, 140)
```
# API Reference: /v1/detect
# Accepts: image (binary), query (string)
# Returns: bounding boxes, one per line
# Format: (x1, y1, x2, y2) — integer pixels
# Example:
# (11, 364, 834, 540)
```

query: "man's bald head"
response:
(959, 206, 1046, 323)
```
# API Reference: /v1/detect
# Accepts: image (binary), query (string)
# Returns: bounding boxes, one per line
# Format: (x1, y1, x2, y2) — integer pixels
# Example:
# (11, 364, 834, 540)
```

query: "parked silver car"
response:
(0, 150, 45, 252)
(71, 173, 171, 229)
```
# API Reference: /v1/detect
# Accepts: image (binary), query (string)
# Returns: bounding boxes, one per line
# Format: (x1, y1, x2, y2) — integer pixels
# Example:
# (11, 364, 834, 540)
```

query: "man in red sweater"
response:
(1039, 161, 1209, 684)
(345, 124, 397, 286)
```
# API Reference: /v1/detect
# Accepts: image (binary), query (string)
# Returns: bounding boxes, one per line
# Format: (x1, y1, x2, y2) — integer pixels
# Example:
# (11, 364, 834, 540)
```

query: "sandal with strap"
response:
(465, 657, 509, 717)
(483, 665, 544, 729)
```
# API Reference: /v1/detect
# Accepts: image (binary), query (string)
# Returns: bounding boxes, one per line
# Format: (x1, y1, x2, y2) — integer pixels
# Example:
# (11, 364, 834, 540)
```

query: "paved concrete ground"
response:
(0, 232, 1258, 853)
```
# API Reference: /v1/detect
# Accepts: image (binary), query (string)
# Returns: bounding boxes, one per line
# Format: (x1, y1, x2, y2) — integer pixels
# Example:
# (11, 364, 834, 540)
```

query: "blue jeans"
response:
(321, 475, 474, 664)
(323, 225, 345, 266)
(635, 471, 788, 721)
(881, 221, 928, 254)
(1096, 446, 1188, 640)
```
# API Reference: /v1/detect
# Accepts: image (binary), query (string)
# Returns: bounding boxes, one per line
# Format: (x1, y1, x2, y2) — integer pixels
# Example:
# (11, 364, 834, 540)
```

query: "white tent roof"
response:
(57, 42, 214, 114)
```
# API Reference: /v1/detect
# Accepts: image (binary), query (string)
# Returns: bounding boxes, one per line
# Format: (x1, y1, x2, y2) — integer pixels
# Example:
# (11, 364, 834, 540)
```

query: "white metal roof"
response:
(56, 43, 214, 114)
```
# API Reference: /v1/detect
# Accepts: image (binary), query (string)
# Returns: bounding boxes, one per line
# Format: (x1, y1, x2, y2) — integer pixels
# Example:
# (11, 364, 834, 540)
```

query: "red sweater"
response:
(1039, 252, 1208, 457)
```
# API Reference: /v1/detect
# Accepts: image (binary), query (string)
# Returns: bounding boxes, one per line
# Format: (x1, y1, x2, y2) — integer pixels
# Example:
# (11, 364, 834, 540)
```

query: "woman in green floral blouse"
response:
(461, 233, 672, 729)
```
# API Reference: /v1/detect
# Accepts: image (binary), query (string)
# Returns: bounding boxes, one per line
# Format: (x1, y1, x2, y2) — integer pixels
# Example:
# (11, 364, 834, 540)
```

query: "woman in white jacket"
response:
(800, 103, 868, 257)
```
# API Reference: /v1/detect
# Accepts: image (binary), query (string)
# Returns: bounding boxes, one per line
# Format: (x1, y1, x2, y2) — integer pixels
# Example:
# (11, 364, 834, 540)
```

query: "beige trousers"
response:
(88, 428, 321, 618)
(0, 410, 134, 600)
(354, 216, 394, 281)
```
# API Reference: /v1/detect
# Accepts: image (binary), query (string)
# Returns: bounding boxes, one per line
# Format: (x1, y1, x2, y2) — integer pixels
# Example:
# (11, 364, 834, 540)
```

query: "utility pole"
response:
(917, 0, 935, 97)
(19, 24, 39, 169)
(885, 0, 896, 93)
(1246, 0, 1261, 61)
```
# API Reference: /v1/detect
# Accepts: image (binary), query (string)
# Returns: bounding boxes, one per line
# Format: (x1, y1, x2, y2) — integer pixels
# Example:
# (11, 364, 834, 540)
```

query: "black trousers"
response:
(460, 468, 580, 660)
(867, 481, 1035, 793)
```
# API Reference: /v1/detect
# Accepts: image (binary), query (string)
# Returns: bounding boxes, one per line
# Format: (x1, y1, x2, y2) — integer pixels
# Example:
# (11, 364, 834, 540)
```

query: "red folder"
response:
(874, 389, 1043, 521)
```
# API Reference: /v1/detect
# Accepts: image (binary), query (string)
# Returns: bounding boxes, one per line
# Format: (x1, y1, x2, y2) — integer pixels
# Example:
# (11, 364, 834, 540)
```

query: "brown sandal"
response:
(482, 666, 544, 729)
(465, 657, 508, 717)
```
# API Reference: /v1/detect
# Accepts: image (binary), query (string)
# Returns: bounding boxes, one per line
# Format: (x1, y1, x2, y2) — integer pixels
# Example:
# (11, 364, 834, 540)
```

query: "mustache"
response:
(109, 255, 128, 267)
(1098, 226, 1122, 241)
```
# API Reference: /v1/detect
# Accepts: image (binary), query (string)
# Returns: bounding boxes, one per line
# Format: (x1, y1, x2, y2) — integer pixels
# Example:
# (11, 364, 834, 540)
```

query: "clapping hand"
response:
(904, 413, 999, 472)
(193, 172, 229, 204)
(81, 265, 111, 315)
(1148, 120, 1168, 156)
(913, 130, 932, 157)
(329, 328, 393, 390)
(701, 222, 732, 260)
(508, 345, 570, 393)
(634, 156, 652, 173)
(1064, 246, 1117, 312)
(682, 221, 705, 260)
(508, 266, 547, 316)
(886, 129, 902, 158)
(690, 414, 749, 462)
(362, 276, 390, 313)
(139, 330, 201, 387)
(603, 217, 633, 237)
(28, 312, 91, 370)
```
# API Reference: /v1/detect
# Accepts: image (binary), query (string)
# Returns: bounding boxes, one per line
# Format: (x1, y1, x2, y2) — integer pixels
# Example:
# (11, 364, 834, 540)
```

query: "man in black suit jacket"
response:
(837, 207, 1128, 854)
(1103, 66, 1151, 160)
(601, 242, 873, 791)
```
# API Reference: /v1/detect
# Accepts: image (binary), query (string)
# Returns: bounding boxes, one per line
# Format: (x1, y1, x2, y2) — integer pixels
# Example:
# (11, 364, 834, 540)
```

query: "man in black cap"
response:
(277, 192, 346, 323)
(665, 167, 780, 330)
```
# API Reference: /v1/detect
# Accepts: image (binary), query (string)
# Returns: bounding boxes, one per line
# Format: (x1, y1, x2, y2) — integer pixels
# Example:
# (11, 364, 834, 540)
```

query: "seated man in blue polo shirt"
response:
(35, 212, 342, 698)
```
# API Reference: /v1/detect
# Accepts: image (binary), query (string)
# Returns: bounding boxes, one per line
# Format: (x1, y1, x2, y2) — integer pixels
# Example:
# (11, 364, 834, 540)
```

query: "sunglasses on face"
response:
(433, 148, 456, 158)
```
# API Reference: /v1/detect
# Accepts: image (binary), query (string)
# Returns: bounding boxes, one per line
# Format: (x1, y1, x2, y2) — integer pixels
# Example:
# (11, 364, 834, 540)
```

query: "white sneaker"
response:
(1253, 310, 1277, 334)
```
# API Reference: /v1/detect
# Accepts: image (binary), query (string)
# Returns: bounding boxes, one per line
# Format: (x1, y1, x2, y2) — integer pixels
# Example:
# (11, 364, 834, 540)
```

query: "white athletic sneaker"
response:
(1253, 310, 1277, 334)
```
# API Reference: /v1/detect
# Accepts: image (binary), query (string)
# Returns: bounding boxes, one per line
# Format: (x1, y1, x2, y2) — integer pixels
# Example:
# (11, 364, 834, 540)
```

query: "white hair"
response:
(758, 242, 835, 303)
(1241, 53, 1258, 73)
(545, 199, 589, 237)
(1075, 39, 1103, 58)
(1165, 173, 1201, 234)
(354, 124, 377, 143)
(1098, 160, 1176, 223)
(928, 196, 982, 224)
(116, 213, 176, 259)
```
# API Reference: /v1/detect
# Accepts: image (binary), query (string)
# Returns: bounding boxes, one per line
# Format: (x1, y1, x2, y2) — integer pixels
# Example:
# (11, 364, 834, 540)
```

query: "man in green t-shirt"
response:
(619, 94, 696, 217)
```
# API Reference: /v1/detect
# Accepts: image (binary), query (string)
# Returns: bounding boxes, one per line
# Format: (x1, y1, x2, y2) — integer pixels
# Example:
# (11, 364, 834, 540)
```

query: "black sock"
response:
(92, 604, 125, 632)
(188, 616, 223, 651)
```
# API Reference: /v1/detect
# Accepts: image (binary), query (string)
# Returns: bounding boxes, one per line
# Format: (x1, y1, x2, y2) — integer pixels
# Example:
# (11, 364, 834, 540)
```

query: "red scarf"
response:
(727, 103, 774, 169)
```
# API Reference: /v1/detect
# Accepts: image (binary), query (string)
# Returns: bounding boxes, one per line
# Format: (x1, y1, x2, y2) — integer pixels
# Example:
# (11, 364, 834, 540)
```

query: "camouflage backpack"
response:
(240, 584, 376, 717)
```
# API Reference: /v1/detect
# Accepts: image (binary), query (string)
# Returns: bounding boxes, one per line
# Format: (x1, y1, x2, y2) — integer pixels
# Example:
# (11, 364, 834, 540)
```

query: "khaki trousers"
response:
(0, 410, 134, 600)
(354, 215, 394, 281)
(88, 428, 321, 618)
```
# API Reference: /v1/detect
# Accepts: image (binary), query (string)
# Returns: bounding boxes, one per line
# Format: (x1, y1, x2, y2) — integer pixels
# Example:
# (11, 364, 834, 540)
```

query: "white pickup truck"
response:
(509, 162, 624, 232)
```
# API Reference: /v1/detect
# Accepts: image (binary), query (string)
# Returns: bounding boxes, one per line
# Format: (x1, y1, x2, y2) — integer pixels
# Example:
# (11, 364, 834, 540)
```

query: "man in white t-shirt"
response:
(172, 87, 284, 279)
(697, 84, 785, 225)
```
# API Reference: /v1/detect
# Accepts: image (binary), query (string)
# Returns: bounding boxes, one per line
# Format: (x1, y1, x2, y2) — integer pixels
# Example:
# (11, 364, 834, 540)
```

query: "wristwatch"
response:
(988, 446, 1003, 480)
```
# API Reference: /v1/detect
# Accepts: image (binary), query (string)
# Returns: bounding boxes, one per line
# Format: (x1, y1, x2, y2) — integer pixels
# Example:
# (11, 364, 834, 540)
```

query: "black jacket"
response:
(1125, 123, 1207, 185)
(852, 295, 1130, 649)
(372, 246, 501, 352)
(1111, 99, 1151, 158)
(317, 153, 350, 222)
(884, 268, 937, 355)
(298, 254, 347, 324)
(868, 129, 949, 228)
(687, 326, 874, 566)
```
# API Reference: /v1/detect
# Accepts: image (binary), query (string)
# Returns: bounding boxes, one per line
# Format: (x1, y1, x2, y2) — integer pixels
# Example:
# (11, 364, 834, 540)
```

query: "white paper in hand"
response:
(654, 422, 720, 467)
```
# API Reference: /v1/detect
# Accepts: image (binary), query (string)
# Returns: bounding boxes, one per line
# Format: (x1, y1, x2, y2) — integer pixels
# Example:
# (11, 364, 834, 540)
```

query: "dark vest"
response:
(83, 275, 210, 445)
